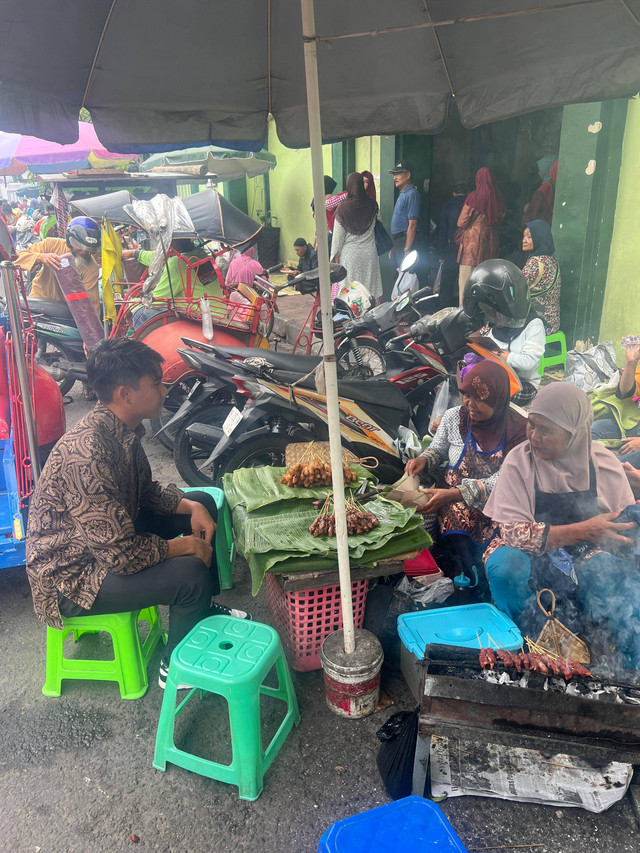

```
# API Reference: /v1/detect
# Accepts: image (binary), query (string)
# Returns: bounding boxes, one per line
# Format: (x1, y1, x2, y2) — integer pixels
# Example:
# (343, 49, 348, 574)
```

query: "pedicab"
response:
(72, 189, 275, 442)
(0, 218, 65, 569)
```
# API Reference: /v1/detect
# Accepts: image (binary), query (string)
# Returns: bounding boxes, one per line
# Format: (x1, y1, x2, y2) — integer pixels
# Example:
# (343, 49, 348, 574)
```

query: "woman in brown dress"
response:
(456, 168, 505, 304)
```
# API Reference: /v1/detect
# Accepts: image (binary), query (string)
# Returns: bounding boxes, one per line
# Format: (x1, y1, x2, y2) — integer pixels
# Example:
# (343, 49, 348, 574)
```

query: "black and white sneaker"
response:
(210, 601, 252, 621)
(158, 657, 192, 691)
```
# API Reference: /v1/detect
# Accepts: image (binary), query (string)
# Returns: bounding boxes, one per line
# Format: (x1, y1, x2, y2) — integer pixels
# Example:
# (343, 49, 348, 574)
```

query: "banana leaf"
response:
(232, 497, 430, 593)
(222, 464, 375, 513)
(246, 522, 431, 594)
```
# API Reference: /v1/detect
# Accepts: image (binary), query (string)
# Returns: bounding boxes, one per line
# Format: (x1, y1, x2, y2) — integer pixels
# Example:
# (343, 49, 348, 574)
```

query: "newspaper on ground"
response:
(429, 734, 632, 813)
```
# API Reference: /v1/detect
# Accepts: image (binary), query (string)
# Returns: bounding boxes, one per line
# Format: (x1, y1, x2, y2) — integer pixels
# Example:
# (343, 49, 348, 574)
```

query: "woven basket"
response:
(285, 441, 358, 467)
(535, 588, 591, 664)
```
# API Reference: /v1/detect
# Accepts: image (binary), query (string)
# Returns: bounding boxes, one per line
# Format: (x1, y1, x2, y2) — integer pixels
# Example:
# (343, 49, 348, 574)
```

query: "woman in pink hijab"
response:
(225, 246, 263, 287)
(455, 167, 505, 304)
(482, 383, 640, 668)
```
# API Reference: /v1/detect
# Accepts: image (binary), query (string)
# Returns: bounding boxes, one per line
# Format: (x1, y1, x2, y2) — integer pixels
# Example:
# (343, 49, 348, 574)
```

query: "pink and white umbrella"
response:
(0, 122, 136, 176)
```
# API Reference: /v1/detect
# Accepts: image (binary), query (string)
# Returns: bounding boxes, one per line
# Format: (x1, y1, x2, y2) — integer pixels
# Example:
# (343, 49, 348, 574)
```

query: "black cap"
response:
(388, 160, 413, 175)
(293, 237, 307, 247)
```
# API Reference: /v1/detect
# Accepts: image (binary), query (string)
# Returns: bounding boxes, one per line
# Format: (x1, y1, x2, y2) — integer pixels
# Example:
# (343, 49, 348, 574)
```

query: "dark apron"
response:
(526, 461, 599, 629)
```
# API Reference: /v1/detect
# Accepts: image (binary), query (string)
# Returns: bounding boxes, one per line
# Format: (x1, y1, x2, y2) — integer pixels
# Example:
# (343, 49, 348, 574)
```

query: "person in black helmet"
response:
(464, 259, 545, 406)
(15, 215, 101, 314)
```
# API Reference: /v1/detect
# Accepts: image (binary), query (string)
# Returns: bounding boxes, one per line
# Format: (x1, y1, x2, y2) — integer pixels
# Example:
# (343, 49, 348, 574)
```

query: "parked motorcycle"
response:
(175, 306, 481, 486)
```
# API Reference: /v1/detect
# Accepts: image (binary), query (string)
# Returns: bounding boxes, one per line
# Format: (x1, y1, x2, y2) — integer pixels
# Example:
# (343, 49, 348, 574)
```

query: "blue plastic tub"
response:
(317, 796, 468, 852)
(398, 603, 522, 655)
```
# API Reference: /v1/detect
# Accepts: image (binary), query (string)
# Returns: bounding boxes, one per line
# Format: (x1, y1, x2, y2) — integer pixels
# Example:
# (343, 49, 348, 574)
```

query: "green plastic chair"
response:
(183, 486, 235, 590)
(43, 607, 166, 700)
(538, 331, 568, 376)
(153, 616, 300, 801)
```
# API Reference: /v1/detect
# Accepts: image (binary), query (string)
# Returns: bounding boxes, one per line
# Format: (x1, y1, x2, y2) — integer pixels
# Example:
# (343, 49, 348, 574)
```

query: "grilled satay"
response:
(527, 653, 549, 675)
(496, 649, 517, 667)
(479, 648, 497, 670)
(567, 660, 593, 678)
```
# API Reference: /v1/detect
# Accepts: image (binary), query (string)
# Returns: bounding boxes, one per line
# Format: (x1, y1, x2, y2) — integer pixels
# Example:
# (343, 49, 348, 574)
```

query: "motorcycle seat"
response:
(23, 297, 72, 320)
(337, 378, 408, 409)
(210, 345, 322, 373)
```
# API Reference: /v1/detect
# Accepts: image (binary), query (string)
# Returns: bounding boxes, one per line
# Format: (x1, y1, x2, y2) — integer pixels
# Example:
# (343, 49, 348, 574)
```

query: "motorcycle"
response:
(178, 306, 483, 486)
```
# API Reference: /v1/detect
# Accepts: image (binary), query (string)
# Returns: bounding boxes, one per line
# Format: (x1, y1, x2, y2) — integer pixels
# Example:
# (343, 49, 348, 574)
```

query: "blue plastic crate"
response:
(317, 796, 468, 852)
(398, 603, 522, 655)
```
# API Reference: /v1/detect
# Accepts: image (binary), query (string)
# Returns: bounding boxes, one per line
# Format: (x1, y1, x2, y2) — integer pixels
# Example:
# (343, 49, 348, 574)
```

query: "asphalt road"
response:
(1, 388, 639, 852)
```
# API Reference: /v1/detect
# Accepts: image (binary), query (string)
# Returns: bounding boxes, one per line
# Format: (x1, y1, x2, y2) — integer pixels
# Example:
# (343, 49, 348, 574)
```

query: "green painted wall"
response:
(267, 117, 333, 265)
(600, 97, 640, 358)
(553, 100, 628, 346)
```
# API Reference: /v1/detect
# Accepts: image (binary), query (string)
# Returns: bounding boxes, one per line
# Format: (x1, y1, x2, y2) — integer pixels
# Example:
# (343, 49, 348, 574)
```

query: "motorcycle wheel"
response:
(35, 340, 77, 397)
(336, 337, 386, 379)
(149, 373, 205, 451)
(215, 433, 292, 481)
(173, 401, 235, 487)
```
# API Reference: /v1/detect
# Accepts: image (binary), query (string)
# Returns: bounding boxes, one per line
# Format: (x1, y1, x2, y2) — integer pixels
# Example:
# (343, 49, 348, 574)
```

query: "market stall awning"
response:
(0, 122, 136, 175)
(139, 146, 276, 181)
(1, 1, 639, 150)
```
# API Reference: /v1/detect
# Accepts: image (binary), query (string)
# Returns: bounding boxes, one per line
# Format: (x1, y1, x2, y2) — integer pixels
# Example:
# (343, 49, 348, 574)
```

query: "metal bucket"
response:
(321, 629, 384, 718)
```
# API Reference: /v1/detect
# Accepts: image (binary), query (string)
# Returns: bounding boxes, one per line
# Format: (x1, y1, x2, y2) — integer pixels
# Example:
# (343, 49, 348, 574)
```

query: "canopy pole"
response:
(300, 0, 355, 656)
(1, 261, 41, 483)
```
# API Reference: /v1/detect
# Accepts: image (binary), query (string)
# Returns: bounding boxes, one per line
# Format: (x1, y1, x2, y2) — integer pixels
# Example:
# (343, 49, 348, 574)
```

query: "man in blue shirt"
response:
(389, 161, 421, 269)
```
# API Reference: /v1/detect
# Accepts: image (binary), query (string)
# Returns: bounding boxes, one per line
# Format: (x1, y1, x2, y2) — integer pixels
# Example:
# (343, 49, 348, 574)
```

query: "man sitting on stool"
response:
(26, 337, 248, 690)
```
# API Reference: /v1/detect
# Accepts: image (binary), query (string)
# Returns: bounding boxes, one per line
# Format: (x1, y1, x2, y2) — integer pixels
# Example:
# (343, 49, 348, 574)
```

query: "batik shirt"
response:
(26, 404, 184, 629)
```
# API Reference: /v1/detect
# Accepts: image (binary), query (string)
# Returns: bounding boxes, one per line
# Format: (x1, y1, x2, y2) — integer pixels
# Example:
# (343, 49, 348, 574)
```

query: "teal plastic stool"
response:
(538, 331, 568, 376)
(153, 616, 300, 801)
(43, 607, 166, 700)
(183, 486, 235, 590)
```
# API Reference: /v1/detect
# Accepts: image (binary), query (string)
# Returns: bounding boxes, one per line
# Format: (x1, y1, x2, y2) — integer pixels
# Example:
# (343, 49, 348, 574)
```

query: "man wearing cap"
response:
(389, 161, 421, 269)
(293, 237, 318, 274)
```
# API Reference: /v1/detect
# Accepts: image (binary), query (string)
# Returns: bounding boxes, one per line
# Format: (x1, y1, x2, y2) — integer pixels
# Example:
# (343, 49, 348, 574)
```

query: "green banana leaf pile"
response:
(222, 464, 374, 513)
(225, 465, 432, 594)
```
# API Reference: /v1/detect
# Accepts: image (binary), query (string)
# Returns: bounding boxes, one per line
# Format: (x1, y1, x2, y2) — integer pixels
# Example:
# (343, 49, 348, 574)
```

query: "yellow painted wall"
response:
(267, 118, 334, 265)
(599, 97, 640, 359)
(354, 137, 381, 200)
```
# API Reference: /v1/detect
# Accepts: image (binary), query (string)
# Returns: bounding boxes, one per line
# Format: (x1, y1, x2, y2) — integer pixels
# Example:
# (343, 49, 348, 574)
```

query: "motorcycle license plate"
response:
(222, 406, 243, 436)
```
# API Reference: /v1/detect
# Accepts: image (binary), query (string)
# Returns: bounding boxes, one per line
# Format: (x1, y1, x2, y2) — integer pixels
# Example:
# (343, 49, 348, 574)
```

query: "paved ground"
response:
(1, 380, 639, 852)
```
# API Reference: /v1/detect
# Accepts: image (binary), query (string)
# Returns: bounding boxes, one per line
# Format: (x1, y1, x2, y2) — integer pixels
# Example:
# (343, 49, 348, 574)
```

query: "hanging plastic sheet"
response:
(127, 195, 195, 306)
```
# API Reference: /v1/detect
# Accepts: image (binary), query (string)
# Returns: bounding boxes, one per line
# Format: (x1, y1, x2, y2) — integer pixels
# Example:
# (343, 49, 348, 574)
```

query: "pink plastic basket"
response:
(265, 573, 369, 672)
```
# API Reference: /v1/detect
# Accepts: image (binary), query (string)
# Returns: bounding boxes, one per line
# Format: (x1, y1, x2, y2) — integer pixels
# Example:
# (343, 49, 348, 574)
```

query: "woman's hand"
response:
(620, 437, 640, 454)
(622, 461, 640, 490)
(578, 511, 635, 547)
(405, 456, 427, 477)
(418, 487, 462, 514)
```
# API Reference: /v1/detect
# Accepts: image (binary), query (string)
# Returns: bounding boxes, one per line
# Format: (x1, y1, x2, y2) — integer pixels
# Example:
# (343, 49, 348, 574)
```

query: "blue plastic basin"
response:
(317, 796, 468, 852)
(397, 603, 522, 655)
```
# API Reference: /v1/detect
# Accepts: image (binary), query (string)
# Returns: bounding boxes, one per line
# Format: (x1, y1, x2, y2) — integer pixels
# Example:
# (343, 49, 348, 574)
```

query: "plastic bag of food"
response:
(428, 378, 451, 435)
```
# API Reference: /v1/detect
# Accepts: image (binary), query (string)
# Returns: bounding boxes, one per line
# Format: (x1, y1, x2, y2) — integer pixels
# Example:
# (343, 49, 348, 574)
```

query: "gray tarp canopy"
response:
(1, 1, 639, 149)
(72, 188, 262, 249)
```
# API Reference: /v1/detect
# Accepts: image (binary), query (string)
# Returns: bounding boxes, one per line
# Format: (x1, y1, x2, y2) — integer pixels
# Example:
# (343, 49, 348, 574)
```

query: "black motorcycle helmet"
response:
(463, 259, 530, 328)
(66, 216, 101, 253)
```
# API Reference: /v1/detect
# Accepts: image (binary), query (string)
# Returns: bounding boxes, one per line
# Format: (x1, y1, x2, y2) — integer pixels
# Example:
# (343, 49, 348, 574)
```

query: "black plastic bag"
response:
(376, 709, 419, 800)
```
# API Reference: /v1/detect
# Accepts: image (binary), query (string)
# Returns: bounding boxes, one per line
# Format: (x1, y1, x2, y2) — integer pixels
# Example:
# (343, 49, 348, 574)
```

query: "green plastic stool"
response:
(183, 486, 235, 590)
(43, 607, 166, 700)
(538, 331, 568, 376)
(153, 616, 300, 801)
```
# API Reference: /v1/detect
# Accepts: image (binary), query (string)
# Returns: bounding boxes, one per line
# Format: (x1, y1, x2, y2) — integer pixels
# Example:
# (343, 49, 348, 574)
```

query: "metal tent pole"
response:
(300, 0, 355, 655)
(1, 261, 41, 481)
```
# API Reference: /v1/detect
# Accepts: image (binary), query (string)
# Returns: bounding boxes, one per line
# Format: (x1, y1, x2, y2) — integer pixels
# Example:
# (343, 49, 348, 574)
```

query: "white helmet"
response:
(334, 280, 373, 318)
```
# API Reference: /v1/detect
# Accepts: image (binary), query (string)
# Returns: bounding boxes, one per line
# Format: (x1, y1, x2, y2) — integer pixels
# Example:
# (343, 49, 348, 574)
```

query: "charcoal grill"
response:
(411, 644, 640, 797)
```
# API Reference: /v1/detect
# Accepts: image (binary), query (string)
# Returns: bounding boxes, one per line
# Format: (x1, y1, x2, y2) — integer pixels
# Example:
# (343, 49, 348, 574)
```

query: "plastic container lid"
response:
(397, 603, 522, 654)
(317, 796, 468, 852)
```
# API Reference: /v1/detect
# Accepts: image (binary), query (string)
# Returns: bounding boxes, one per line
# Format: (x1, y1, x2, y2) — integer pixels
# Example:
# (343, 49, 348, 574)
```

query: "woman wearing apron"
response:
(406, 360, 527, 570)
(484, 382, 640, 668)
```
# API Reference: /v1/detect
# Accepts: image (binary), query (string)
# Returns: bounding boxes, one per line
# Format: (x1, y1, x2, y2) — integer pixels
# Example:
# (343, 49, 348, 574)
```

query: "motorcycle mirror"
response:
(399, 249, 418, 272)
